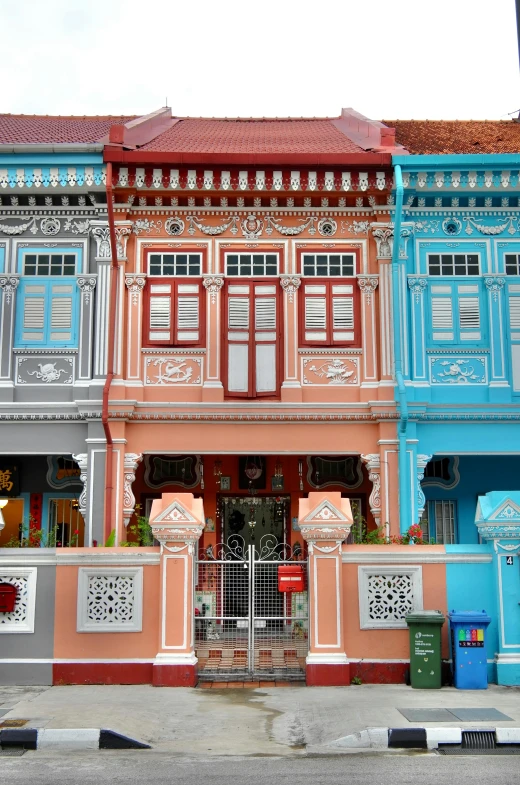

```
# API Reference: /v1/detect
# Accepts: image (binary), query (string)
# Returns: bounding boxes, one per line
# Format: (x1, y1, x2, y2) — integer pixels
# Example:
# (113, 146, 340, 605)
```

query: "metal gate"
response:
(195, 535, 308, 681)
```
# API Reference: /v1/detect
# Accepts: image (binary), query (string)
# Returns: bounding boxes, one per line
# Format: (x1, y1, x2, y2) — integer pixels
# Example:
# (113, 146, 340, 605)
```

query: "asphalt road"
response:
(0, 751, 519, 785)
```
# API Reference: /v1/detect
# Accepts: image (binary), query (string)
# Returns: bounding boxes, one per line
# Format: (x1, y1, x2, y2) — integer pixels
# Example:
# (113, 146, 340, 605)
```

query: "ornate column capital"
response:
(357, 275, 379, 305)
(298, 493, 353, 550)
(125, 274, 147, 305)
(0, 275, 20, 305)
(90, 221, 111, 261)
(123, 453, 143, 528)
(360, 453, 382, 526)
(371, 225, 394, 259)
(71, 453, 88, 521)
(484, 276, 506, 302)
(115, 221, 133, 261)
(150, 494, 205, 554)
(76, 276, 97, 304)
(279, 275, 302, 303)
(416, 454, 432, 520)
(202, 275, 225, 304)
(407, 276, 428, 302)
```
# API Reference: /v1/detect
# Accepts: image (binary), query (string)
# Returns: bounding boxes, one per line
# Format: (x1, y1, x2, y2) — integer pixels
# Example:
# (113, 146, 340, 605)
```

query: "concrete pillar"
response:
(150, 493, 205, 686)
(299, 492, 353, 686)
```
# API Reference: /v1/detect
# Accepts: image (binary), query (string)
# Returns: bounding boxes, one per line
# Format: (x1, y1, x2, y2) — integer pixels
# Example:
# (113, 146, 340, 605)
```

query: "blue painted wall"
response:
(446, 545, 498, 682)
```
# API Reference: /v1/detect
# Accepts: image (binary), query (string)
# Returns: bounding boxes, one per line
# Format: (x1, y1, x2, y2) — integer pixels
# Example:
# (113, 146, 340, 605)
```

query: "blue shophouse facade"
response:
(391, 153, 520, 683)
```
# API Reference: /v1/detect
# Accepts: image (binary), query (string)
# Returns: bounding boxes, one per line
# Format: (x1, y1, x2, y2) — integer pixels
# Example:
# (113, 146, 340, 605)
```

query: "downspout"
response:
(391, 164, 410, 533)
(102, 162, 119, 542)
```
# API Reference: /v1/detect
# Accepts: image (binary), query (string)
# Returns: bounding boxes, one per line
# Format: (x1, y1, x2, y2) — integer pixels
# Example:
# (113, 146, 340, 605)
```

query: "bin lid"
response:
(405, 610, 445, 625)
(448, 610, 491, 624)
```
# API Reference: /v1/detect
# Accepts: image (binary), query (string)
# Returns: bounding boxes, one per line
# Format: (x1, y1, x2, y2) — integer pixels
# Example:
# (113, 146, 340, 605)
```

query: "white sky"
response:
(1, 0, 519, 120)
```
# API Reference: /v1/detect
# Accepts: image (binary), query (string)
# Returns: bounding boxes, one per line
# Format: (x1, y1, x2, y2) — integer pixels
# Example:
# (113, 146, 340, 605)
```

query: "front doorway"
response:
(195, 495, 308, 681)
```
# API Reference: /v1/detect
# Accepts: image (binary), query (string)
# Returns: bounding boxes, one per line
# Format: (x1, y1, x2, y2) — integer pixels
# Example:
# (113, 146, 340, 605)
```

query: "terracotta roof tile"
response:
(139, 118, 365, 154)
(0, 115, 137, 145)
(384, 120, 520, 155)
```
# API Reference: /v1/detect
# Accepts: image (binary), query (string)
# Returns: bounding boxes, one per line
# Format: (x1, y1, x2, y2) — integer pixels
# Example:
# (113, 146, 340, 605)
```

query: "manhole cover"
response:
(0, 720, 28, 728)
(438, 747, 520, 755)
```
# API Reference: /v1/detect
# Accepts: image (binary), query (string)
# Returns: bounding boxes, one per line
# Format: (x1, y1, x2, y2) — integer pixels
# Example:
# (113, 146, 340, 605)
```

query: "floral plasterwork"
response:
(429, 356, 487, 385)
(145, 357, 202, 385)
(302, 356, 359, 386)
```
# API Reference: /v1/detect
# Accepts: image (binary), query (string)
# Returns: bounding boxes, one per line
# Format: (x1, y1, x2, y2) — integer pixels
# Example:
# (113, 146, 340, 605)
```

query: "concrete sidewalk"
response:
(1, 683, 519, 755)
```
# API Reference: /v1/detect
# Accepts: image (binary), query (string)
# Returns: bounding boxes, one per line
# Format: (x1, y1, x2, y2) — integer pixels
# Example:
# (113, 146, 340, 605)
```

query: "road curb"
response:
(0, 728, 151, 751)
(329, 727, 520, 750)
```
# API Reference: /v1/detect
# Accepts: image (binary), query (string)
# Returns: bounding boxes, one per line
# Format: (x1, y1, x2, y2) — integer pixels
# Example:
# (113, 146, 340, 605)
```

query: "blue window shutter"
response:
(16, 278, 78, 348)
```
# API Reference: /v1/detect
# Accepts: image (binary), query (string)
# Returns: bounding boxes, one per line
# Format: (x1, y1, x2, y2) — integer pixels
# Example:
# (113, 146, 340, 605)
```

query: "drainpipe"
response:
(391, 164, 410, 534)
(102, 162, 119, 542)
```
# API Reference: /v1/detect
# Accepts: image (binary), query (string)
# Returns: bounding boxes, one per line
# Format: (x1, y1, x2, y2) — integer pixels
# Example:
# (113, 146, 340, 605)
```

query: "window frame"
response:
(146, 250, 203, 277)
(420, 499, 457, 544)
(143, 277, 205, 348)
(427, 279, 486, 346)
(224, 251, 280, 277)
(299, 251, 356, 278)
(299, 279, 360, 347)
(427, 252, 480, 277)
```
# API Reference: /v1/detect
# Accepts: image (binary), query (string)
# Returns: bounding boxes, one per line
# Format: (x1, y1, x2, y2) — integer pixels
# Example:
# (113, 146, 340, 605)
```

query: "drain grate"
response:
(438, 730, 520, 756)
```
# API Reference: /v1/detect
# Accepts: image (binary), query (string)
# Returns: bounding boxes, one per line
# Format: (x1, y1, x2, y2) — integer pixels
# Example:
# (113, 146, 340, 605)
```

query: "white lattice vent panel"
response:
(77, 568, 143, 633)
(0, 568, 37, 634)
(358, 566, 423, 629)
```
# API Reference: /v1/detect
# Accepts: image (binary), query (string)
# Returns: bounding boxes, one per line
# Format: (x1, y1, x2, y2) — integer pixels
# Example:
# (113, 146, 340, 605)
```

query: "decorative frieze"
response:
(429, 356, 487, 385)
(302, 356, 359, 386)
(145, 356, 203, 385)
(16, 357, 74, 386)
(0, 165, 105, 190)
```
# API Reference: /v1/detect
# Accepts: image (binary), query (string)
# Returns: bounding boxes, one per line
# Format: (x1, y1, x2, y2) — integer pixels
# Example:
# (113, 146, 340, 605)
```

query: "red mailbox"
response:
(0, 583, 17, 613)
(278, 564, 305, 593)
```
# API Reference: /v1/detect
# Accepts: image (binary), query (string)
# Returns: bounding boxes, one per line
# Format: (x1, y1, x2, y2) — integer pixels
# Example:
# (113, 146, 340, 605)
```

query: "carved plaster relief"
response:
(145, 356, 203, 385)
(429, 356, 487, 385)
(16, 357, 74, 385)
(302, 356, 359, 386)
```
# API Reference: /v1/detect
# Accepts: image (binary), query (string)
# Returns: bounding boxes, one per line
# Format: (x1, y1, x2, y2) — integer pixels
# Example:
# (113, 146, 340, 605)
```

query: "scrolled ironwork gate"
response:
(195, 535, 308, 681)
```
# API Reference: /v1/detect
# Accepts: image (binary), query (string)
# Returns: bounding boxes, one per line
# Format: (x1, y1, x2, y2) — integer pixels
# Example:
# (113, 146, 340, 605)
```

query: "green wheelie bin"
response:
(405, 610, 445, 689)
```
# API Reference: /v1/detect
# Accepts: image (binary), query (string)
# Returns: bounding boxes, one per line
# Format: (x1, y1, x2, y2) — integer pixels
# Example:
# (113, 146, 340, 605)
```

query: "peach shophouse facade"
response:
(0, 108, 459, 687)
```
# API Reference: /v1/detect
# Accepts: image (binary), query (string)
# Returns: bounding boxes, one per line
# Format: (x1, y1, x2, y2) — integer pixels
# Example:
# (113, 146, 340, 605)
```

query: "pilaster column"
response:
(407, 277, 428, 381)
(485, 277, 508, 397)
(202, 275, 225, 401)
(279, 275, 302, 402)
(299, 492, 353, 686)
(357, 276, 378, 382)
(76, 275, 97, 382)
(123, 453, 143, 527)
(360, 453, 382, 529)
(125, 274, 147, 381)
(0, 275, 19, 390)
(150, 493, 205, 686)
(475, 492, 520, 685)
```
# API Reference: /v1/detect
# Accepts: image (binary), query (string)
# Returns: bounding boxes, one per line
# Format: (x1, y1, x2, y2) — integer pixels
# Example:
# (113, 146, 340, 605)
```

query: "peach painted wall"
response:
(342, 546, 449, 660)
(54, 549, 160, 659)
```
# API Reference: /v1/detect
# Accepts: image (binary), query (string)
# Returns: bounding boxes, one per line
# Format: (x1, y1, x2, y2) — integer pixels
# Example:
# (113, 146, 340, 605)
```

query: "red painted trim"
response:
(152, 664, 198, 687)
(53, 663, 153, 685)
(349, 662, 408, 684)
(104, 148, 393, 167)
(29, 493, 43, 530)
(306, 663, 351, 686)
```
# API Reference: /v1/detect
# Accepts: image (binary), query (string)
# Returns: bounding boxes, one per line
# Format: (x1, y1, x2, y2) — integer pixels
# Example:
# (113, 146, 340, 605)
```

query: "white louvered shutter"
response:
(149, 283, 172, 343)
(22, 283, 46, 342)
(431, 285, 454, 341)
(254, 284, 277, 394)
(304, 284, 327, 342)
(49, 283, 73, 342)
(509, 296, 520, 334)
(332, 284, 355, 342)
(509, 291, 520, 391)
(458, 284, 481, 340)
(227, 284, 250, 394)
(176, 283, 200, 343)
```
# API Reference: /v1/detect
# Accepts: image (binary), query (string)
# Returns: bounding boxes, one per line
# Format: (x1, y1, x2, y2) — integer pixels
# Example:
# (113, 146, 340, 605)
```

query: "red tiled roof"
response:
(139, 118, 366, 154)
(384, 120, 520, 155)
(0, 115, 137, 145)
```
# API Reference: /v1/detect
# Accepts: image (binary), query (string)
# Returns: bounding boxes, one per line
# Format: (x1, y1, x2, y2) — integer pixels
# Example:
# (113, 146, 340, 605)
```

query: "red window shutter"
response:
(175, 282, 202, 345)
(300, 280, 357, 346)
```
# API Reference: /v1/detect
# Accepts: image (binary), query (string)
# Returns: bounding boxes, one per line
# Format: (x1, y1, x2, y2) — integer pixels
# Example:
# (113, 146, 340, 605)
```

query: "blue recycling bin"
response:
(448, 610, 491, 690)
